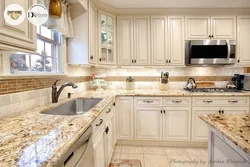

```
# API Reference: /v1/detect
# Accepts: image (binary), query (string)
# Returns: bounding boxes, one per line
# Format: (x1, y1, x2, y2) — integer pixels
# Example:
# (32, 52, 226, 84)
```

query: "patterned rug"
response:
(109, 159, 142, 167)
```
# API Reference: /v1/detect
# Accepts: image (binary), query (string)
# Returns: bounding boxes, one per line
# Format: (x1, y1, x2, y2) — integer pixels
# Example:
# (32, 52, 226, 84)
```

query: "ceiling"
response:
(98, 0, 250, 8)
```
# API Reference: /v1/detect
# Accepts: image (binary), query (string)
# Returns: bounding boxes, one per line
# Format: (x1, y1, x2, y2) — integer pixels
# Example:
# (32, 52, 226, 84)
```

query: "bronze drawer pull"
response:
(96, 119, 103, 126)
(228, 100, 238, 103)
(203, 100, 213, 103)
(143, 100, 153, 103)
(172, 100, 182, 103)
(106, 108, 111, 113)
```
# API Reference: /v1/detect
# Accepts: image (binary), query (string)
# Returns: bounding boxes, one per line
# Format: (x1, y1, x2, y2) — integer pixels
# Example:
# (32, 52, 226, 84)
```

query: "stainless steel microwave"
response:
(185, 40, 236, 66)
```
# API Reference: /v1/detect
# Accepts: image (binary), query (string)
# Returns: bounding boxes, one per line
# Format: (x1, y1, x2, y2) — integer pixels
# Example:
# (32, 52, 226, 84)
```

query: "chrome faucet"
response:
(52, 80, 78, 103)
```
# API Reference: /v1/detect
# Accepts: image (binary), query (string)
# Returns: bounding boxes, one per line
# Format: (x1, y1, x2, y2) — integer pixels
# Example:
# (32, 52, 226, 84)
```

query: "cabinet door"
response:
(185, 16, 210, 39)
(135, 107, 162, 140)
(93, 130, 106, 167)
(111, 106, 117, 148)
(192, 107, 220, 141)
(163, 107, 191, 141)
(0, 0, 36, 50)
(168, 16, 185, 66)
(99, 12, 116, 65)
(89, 2, 97, 64)
(237, 16, 250, 65)
(151, 16, 168, 65)
(211, 16, 236, 39)
(105, 117, 113, 166)
(134, 16, 151, 65)
(117, 17, 133, 65)
(116, 97, 134, 139)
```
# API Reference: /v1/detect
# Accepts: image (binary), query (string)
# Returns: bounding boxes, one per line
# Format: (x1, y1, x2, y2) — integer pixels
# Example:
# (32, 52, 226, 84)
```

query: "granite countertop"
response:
(1, 89, 250, 167)
(200, 114, 250, 156)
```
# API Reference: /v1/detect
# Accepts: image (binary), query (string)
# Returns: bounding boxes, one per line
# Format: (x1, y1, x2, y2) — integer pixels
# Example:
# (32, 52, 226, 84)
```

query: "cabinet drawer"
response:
(192, 97, 249, 107)
(134, 97, 162, 106)
(163, 97, 191, 106)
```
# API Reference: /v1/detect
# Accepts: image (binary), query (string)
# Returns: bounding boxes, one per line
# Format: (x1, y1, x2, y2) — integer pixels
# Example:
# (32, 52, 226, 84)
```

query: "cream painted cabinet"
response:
(135, 107, 162, 140)
(133, 16, 151, 65)
(89, 1, 97, 64)
(117, 17, 133, 65)
(211, 16, 236, 39)
(237, 16, 250, 65)
(163, 107, 191, 141)
(98, 11, 116, 65)
(93, 130, 106, 167)
(151, 16, 168, 65)
(0, 0, 36, 51)
(117, 16, 150, 66)
(168, 16, 185, 66)
(192, 107, 220, 141)
(105, 117, 113, 166)
(185, 16, 236, 40)
(116, 97, 134, 139)
(185, 16, 210, 39)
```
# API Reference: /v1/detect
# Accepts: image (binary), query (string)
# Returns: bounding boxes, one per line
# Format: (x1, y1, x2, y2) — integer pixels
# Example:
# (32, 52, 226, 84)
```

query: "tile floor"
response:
(111, 145, 208, 167)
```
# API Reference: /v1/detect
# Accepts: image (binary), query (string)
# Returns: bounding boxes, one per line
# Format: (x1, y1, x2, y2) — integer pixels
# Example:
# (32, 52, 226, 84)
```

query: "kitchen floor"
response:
(111, 145, 208, 167)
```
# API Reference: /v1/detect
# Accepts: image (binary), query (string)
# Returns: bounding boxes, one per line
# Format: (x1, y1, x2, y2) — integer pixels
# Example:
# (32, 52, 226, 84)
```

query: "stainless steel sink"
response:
(42, 98, 102, 115)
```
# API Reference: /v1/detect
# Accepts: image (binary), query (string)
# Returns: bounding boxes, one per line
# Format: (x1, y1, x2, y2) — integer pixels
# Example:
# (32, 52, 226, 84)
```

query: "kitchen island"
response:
(200, 114, 250, 167)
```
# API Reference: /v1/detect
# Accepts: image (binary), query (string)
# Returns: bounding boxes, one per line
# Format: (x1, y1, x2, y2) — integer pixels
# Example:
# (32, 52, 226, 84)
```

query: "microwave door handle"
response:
(226, 40, 231, 63)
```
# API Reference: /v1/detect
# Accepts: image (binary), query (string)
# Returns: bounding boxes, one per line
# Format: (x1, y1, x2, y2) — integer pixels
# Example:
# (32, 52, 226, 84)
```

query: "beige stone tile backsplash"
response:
(0, 82, 89, 118)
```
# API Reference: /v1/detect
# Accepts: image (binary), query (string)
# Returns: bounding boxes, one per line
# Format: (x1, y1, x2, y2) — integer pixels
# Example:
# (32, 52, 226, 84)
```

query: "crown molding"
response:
(90, 0, 250, 15)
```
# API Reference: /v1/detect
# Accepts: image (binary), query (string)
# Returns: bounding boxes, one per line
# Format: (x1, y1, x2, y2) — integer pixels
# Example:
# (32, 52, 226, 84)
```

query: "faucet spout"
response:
(52, 80, 78, 103)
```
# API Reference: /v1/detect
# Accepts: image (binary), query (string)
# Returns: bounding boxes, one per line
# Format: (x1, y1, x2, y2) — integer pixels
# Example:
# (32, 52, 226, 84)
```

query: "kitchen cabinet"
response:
(93, 129, 106, 167)
(135, 107, 162, 140)
(0, 0, 36, 51)
(163, 107, 191, 141)
(168, 16, 185, 66)
(151, 16, 168, 65)
(237, 16, 250, 65)
(116, 97, 134, 139)
(192, 106, 248, 141)
(117, 16, 150, 66)
(133, 16, 151, 65)
(185, 16, 236, 40)
(105, 116, 113, 166)
(98, 11, 116, 65)
(89, 1, 97, 64)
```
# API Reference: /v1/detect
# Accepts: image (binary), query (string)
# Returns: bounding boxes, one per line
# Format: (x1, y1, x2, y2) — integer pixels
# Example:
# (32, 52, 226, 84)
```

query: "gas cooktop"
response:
(184, 88, 241, 93)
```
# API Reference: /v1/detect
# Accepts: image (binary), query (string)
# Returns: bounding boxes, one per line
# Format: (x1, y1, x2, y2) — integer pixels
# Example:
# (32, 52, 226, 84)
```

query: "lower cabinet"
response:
(105, 116, 114, 166)
(163, 107, 191, 141)
(93, 130, 106, 167)
(116, 97, 134, 139)
(135, 107, 162, 140)
(192, 106, 249, 141)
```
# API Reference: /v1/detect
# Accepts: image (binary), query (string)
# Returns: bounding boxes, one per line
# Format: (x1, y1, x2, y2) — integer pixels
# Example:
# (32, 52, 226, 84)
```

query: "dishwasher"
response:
(56, 126, 94, 167)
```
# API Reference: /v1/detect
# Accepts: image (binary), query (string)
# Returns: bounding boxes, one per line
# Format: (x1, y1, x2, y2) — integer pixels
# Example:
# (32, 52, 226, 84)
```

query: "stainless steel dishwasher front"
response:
(56, 126, 94, 167)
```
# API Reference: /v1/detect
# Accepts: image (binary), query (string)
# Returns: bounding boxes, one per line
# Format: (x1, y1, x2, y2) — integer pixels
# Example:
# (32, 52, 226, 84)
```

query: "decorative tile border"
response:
(106, 76, 232, 82)
(0, 76, 91, 95)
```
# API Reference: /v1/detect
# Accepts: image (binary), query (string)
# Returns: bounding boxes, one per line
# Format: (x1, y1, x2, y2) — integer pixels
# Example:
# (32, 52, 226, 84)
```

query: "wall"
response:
(0, 65, 92, 118)
(92, 66, 244, 89)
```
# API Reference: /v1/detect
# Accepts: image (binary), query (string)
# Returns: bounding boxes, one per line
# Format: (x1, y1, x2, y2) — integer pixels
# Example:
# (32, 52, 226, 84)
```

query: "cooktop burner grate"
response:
(184, 88, 241, 93)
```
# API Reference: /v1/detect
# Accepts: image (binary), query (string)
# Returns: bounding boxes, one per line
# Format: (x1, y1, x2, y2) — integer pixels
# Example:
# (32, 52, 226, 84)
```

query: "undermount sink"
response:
(42, 98, 102, 115)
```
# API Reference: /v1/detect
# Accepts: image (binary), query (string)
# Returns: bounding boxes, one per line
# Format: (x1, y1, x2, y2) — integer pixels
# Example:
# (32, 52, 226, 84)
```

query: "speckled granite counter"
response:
(199, 114, 250, 156)
(1, 89, 250, 167)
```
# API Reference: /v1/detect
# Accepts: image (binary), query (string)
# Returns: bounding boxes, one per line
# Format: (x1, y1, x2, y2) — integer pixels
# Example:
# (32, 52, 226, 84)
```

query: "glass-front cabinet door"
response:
(99, 12, 116, 65)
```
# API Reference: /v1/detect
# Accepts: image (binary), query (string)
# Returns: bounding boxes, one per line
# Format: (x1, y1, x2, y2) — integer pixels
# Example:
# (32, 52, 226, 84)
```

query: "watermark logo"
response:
(4, 4, 25, 25)
(27, 4, 48, 25)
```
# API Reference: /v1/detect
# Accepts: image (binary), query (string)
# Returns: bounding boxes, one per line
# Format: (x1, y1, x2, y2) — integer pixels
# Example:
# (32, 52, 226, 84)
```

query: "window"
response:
(10, 26, 61, 74)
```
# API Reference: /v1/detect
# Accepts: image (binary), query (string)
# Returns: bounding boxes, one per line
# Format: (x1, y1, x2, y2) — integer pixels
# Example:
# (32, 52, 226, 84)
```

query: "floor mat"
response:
(109, 159, 142, 167)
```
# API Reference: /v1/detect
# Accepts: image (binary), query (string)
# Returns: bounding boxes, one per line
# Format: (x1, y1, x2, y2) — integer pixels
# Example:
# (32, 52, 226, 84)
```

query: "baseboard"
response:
(117, 139, 208, 147)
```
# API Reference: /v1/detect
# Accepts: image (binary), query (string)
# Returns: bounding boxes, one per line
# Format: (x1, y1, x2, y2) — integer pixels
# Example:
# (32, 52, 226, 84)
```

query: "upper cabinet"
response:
(117, 16, 151, 66)
(185, 16, 236, 40)
(89, 1, 97, 64)
(237, 16, 250, 66)
(0, 0, 36, 51)
(98, 12, 116, 65)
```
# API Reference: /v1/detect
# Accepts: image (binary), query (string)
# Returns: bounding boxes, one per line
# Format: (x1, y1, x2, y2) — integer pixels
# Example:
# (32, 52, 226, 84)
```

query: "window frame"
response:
(0, 26, 67, 76)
